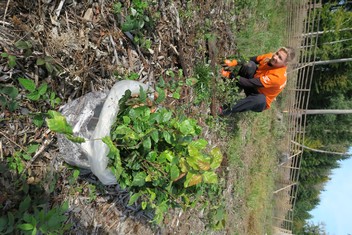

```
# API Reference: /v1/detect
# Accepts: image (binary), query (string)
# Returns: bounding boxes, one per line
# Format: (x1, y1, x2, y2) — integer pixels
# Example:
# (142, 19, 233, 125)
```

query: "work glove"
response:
(220, 69, 235, 79)
(222, 59, 238, 67)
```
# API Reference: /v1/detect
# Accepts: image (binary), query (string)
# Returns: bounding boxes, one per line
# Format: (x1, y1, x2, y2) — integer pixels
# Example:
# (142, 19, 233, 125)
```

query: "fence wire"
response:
(273, 0, 322, 234)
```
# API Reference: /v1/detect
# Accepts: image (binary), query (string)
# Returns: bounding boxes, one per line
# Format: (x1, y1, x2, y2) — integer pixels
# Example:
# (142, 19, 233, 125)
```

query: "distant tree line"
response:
(293, 1, 352, 234)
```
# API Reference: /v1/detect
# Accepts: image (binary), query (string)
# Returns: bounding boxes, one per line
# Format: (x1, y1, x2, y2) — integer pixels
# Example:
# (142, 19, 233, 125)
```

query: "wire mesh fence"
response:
(273, 0, 322, 233)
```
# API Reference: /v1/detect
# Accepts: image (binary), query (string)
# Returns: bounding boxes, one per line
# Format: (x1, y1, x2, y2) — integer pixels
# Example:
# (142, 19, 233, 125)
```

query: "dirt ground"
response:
(0, 0, 242, 234)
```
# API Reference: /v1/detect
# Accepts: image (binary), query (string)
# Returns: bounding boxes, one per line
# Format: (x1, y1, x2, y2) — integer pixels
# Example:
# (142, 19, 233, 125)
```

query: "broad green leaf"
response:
(186, 155, 199, 170)
(146, 151, 157, 161)
(184, 172, 202, 187)
(31, 227, 37, 235)
(161, 109, 172, 123)
(15, 40, 32, 49)
(170, 165, 180, 181)
(114, 125, 137, 139)
(197, 159, 211, 171)
(150, 130, 159, 143)
(172, 87, 181, 99)
(19, 196, 31, 214)
(61, 201, 69, 211)
(132, 171, 146, 186)
(0, 85, 18, 99)
(1, 52, 8, 57)
(8, 55, 16, 68)
(7, 212, 14, 227)
(210, 147, 223, 169)
(22, 213, 33, 223)
(22, 154, 31, 161)
(123, 116, 131, 124)
(38, 83, 48, 96)
(147, 188, 156, 201)
(8, 100, 19, 112)
(202, 171, 218, 184)
(141, 201, 147, 210)
(128, 192, 141, 205)
(18, 78, 36, 92)
(36, 58, 45, 65)
(179, 119, 195, 135)
(46, 110, 73, 135)
(162, 131, 172, 144)
(0, 96, 6, 106)
(27, 144, 39, 154)
(0, 216, 7, 230)
(189, 139, 208, 150)
(142, 137, 151, 150)
(45, 62, 54, 74)
(26, 91, 40, 101)
(160, 150, 174, 162)
(155, 87, 166, 104)
(179, 158, 188, 172)
(17, 223, 34, 231)
(32, 114, 44, 127)
(186, 77, 198, 86)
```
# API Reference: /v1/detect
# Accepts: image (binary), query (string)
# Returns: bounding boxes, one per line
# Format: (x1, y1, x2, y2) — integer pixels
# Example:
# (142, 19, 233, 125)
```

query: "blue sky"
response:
(309, 149, 352, 235)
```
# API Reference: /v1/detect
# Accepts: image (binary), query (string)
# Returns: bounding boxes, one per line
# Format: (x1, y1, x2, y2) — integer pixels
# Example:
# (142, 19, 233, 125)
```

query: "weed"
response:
(0, 196, 70, 234)
(7, 144, 39, 174)
(0, 84, 19, 112)
(1, 52, 16, 68)
(18, 78, 48, 102)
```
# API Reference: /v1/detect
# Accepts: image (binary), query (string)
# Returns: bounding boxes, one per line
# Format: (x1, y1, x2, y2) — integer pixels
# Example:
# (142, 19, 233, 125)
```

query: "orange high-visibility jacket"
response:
(255, 53, 287, 109)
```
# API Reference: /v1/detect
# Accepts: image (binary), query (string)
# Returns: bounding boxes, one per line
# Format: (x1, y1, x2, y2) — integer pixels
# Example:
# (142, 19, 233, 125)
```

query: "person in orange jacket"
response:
(219, 46, 295, 115)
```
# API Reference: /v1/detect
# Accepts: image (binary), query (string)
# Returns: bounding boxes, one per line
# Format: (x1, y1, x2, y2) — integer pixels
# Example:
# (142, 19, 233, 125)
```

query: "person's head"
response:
(269, 46, 295, 68)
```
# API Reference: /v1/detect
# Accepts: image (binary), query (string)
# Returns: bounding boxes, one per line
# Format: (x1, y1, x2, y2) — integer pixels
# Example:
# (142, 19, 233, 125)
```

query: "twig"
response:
(0, 140, 3, 161)
(55, 0, 66, 19)
(109, 35, 120, 65)
(23, 130, 54, 173)
(0, 20, 11, 26)
(2, 0, 11, 27)
(0, 131, 25, 151)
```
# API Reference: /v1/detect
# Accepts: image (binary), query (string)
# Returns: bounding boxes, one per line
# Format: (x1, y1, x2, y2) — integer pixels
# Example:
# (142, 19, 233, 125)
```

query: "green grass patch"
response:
(235, 0, 288, 56)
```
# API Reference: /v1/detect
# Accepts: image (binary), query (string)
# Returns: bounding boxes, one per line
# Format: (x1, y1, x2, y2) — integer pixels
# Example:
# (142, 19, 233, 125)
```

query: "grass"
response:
(234, 0, 288, 56)
(221, 111, 279, 234)
(214, 0, 291, 233)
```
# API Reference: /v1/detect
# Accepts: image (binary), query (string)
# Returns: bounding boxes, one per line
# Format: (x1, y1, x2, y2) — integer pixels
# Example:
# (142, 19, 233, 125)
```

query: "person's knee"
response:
(255, 94, 266, 112)
(239, 61, 257, 78)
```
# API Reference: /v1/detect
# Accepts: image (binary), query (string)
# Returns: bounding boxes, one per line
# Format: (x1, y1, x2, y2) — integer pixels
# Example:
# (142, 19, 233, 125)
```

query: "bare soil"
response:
(0, 0, 243, 234)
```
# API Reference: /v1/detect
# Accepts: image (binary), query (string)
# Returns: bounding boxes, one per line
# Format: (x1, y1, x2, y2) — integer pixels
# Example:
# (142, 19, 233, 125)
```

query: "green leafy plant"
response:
(36, 56, 59, 75)
(46, 110, 85, 143)
(45, 85, 223, 225)
(121, 0, 150, 32)
(0, 85, 19, 111)
(1, 52, 16, 68)
(18, 78, 48, 101)
(14, 40, 33, 57)
(192, 63, 213, 104)
(7, 144, 39, 173)
(103, 87, 223, 223)
(0, 196, 70, 235)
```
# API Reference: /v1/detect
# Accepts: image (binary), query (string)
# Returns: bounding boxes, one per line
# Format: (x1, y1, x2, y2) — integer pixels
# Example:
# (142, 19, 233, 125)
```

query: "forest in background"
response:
(293, 1, 352, 233)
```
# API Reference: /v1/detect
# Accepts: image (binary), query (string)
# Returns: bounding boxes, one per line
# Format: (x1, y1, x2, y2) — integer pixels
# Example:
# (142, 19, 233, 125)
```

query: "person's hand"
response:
(221, 69, 235, 79)
(222, 59, 238, 67)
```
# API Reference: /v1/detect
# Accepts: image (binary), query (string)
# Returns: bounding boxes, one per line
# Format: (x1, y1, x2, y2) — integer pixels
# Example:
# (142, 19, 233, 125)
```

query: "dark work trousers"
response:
(222, 61, 267, 115)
